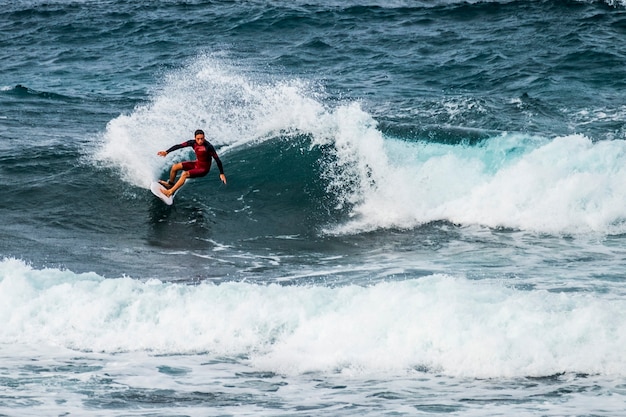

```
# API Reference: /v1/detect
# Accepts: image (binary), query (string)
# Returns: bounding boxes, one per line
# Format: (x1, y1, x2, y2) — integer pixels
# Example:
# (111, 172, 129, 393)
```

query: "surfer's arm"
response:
(157, 140, 193, 156)
(211, 148, 226, 184)
(213, 154, 224, 175)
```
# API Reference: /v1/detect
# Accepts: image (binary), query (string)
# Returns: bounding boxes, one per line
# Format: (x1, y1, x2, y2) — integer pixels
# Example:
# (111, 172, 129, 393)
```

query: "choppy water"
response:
(2, 1, 626, 415)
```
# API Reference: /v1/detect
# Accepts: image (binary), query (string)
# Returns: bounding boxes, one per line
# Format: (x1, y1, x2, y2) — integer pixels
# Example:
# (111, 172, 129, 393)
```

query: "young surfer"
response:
(157, 129, 226, 197)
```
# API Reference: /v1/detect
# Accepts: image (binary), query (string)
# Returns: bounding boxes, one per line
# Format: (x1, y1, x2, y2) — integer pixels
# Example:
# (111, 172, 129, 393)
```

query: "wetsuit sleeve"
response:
(213, 154, 225, 175)
(208, 144, 225, 175)
(165, 140, 193, 154)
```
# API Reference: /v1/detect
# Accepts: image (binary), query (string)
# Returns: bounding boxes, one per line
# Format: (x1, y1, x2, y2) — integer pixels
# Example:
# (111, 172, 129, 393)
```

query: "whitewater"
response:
(2, 257, 626, 378)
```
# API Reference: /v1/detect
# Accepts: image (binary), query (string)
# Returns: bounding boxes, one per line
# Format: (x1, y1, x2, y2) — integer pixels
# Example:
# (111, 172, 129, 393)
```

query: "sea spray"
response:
(95, 56, 329, 188)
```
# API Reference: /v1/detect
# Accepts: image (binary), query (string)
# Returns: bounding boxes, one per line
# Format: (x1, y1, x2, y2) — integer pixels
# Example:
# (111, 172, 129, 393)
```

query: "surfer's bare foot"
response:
(161, 188, 172, 197)
(159, 180, 173, 189)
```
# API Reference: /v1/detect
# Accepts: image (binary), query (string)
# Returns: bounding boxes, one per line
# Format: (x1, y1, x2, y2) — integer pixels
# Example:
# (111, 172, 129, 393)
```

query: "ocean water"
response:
(2, 0, 626, 415)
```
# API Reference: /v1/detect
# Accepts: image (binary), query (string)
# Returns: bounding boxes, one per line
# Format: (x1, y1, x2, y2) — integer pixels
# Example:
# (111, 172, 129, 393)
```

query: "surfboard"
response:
(150, 181, 175, 205)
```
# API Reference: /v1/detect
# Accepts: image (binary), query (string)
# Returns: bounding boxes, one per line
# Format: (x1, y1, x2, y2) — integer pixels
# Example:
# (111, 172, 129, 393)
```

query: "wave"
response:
(0, 84, 80, 102)
(1, 258, 625, 378)
(93, 55, 626, 236)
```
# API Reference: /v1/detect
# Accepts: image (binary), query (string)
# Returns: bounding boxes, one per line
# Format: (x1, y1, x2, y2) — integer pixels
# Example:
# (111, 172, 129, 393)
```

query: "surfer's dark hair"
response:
(194, 129, 205, 136)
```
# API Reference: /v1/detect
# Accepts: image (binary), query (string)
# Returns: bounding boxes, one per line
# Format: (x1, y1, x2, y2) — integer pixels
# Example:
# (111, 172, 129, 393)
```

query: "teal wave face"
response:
(208, 135, 343, 238)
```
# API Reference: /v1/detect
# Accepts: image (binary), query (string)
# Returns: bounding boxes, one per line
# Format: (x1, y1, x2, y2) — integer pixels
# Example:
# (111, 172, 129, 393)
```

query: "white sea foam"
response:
(333, 131, 626, 235)
(2, 258, 625, 378)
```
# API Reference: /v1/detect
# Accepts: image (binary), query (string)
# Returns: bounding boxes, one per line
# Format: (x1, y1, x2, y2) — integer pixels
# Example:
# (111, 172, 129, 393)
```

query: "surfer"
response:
(157, 129, 227, 197)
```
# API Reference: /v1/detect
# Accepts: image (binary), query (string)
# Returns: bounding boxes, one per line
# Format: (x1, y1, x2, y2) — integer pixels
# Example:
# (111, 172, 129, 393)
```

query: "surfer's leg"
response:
(163, 171, 189, 197)
(158, 180, 174, 189)
(167, 162, 184, 184)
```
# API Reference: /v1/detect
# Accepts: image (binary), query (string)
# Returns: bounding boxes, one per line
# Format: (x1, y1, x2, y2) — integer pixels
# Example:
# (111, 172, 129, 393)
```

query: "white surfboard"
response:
(150, 181, 175, 205)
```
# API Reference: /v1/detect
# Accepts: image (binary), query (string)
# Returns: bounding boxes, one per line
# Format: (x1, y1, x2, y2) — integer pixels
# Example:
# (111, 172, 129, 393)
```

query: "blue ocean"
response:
(2, 0, 626, 415)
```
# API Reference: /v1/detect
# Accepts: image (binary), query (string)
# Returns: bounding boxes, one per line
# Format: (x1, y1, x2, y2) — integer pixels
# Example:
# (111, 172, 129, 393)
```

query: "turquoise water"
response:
(2, 1, 626, 415)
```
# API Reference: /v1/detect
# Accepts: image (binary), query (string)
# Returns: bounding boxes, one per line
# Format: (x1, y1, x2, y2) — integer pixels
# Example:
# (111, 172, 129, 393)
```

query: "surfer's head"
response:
(194, 129, 205, 144)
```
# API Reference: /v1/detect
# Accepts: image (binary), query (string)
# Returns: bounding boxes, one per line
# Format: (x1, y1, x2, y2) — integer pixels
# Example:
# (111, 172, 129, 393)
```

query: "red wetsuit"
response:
(166, 139, 224, 178)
